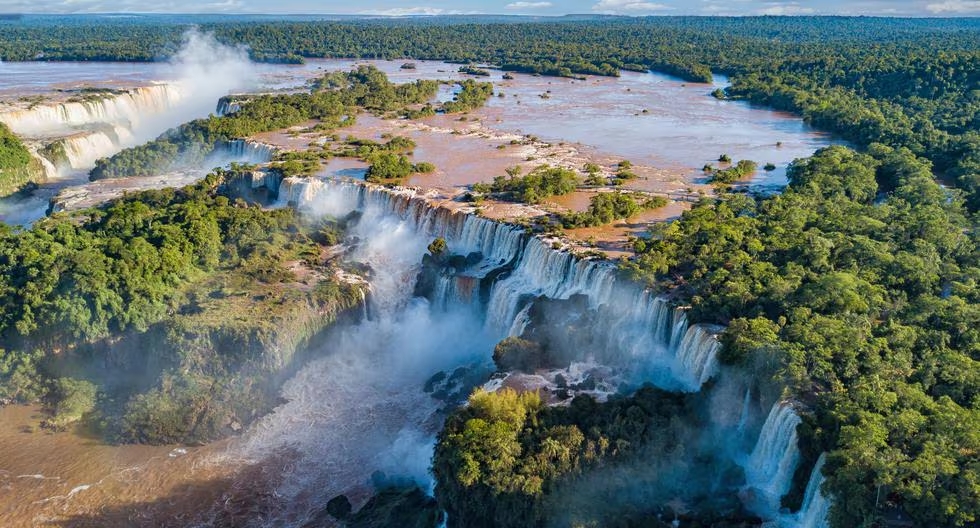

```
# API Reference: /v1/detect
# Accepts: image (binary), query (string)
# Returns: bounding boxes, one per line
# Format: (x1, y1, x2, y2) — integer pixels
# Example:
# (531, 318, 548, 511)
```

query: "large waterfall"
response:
(52, 126, 135, 170)
(276, 177, 722, 392)
(220, 175, 831, 526)
(0, 84, 182, 137)
(208, 139, 277, 166)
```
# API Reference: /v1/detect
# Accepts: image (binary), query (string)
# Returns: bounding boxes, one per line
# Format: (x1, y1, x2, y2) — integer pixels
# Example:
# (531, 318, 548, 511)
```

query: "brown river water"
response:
(0, 59, 837, 526)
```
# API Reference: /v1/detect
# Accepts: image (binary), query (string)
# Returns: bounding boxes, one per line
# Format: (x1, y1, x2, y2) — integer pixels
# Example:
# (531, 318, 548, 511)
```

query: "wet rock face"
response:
(521, 293, 598, 367)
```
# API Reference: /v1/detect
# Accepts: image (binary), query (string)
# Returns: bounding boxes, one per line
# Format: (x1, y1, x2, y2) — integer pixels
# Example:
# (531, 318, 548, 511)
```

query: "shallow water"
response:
(0, 405, 235, 527)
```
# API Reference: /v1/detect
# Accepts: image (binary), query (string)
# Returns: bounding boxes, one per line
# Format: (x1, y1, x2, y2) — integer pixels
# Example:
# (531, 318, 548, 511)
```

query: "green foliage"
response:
(708, 159, 758, 184)
(428, 237, 447, 257)
(442, 80, 495, 114)
(623, 144, 980, 528)
(365, 152, 415, 182)
(492, 337, 546, 372)
(413, 161, 436, 174)
(480, 165, 579, 204)
(561, 192, 667, 228)
(0, 348, 45, 403)
(434, 386, 692, 528)
(46, 377, 97, 430)
(459, 65, 491, 77)
(0, 169, 363, 443)
(91, 66, 435, 180)
(0, 122, 45, 197)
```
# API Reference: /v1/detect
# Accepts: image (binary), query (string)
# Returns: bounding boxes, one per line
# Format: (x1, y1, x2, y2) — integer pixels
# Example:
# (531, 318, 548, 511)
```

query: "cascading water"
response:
(275, 177, 721, 391)
(736, 387, 753, 436)
(744, 402, 803, 516)
(208, 139, 277, 166)
(58, 130, 126, 170)
(0, 84, 183, 137)
(215, 176, 829, 527)
(789, 453, 831, 528)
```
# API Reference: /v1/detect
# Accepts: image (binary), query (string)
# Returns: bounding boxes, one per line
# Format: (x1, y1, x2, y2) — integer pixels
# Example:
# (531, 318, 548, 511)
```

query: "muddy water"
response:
(480, 71, 835, 189)
(0, 405, 239, 527)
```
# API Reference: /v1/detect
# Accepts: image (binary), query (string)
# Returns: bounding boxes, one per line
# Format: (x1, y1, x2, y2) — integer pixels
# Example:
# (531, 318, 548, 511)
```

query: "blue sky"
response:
(4, 0, 980, 16)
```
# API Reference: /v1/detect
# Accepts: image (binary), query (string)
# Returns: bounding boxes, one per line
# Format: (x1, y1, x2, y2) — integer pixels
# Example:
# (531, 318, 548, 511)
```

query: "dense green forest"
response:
(622, 145, 979, 526)
(0, 170, 364, 443)
(437, 144, 979, 528)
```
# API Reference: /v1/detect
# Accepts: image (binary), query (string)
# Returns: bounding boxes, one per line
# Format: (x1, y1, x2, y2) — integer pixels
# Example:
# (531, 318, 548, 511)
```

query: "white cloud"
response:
(360, 7, 446, 16)
(757, 2, 816, 15)
(592, 0, 672, 13)
(506, 1, 553, 8)
(926, 0, 980, 13)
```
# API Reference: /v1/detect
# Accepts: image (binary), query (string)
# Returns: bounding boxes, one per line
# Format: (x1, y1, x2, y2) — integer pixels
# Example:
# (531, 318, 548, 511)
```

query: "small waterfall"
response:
(0, 84, 182, 137)
(31, 151, 58, 180)
(59, 131, 120, 170)
(790, 453, 831, 528)
(484, 238, 616, 335)
(210, 139, 276, 165)
(508, 302, 533, 337)
(736, 387, 753, 436)
(744, 402, 802, 516)
(672, 324, 722, 387)
(216, 98, 242, 116)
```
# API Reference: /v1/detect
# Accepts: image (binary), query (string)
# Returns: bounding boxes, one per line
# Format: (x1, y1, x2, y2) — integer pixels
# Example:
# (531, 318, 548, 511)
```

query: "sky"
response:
(2, 0, 979, 17)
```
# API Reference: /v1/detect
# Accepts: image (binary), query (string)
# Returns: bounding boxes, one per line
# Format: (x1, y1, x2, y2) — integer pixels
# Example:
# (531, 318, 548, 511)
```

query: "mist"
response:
(133, 28, 254, 145)
(214, 183, 499, 525)
(0, 29, 257, 226)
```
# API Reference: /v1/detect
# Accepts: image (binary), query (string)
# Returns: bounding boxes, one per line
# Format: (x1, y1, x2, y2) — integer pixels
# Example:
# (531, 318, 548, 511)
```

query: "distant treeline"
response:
(2, 16, 978, 207)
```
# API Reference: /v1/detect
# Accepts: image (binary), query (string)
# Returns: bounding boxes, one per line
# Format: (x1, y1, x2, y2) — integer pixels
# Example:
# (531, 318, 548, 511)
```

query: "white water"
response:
(0, 30, 262, 226)
(205, 139, 277, 168)
(744, 402, 803, 516)
(211, 177, 829, 526)
(0, 84, 182, 139)
(789, 453, 831, 528)
(220, 178, 497, 526)
(278, 177, 722, 392)
(59, 128, 132, 170)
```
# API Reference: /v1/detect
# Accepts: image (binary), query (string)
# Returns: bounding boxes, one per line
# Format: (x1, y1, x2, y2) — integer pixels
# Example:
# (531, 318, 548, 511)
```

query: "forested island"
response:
(0, 14, 977, 528)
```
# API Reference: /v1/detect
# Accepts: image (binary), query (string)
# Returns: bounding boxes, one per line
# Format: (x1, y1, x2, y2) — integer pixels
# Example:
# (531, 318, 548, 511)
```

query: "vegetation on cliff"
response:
(0, 122, 45, 197)
(622, 144, 979, 527)
(473, 165, 579, 204)
(0, 168, 364, 443)
(433, 387, 711, 528)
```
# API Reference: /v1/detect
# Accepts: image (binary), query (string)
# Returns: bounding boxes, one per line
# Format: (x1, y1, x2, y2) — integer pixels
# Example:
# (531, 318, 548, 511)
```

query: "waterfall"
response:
(274, 177, 723, 391)
(508, 302, 533, 337)
(58, 131, 121, 170)
(209, 139, 277, 165)
(744, 402, 802, 515)
(790, 453, 831, 528)
(239, 176, 830, 527)
(736, 387, 753, 436)
(673, 324, 722, 387)
(0, 84, 182, 137)
(216, 98, 242, 116)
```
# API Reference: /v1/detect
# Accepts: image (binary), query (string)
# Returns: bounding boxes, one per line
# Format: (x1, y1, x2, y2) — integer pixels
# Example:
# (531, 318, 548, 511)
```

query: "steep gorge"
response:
(226, 175, 830, 528)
